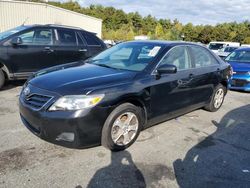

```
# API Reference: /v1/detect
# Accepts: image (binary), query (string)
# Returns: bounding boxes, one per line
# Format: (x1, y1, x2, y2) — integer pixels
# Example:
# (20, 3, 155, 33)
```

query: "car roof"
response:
(236, 47, 250, 51)
(125, 40, 204, 47)
(23, 24, 84, 31)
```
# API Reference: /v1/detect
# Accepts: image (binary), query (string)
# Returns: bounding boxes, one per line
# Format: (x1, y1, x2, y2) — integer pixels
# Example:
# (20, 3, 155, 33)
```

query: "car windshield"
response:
(225, 50, 250, 63)
(88, 42, 164, 71)
(224, 47, 237, 52)
(0, 26, 28, 40)
(209, 43, 224, 50)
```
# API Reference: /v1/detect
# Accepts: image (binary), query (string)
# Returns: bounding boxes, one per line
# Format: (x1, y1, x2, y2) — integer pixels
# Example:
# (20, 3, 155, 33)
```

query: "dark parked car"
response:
(19, 41, 231, 151)
(0, 24, 106, 88)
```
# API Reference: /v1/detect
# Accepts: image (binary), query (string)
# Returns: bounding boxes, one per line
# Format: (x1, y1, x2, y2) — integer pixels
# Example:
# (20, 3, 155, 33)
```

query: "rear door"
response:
(75, 31, 89, 60)
(7, 27, 56, 75)
(188, 45, 221, 105)
(54, 28, 83, 65)
(80, 31, 105, 58)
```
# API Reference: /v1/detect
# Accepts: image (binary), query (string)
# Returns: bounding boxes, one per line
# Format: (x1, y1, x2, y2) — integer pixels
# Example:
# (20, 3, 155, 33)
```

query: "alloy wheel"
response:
(111, 112, 139, 146)
(214, 88, 224, 109)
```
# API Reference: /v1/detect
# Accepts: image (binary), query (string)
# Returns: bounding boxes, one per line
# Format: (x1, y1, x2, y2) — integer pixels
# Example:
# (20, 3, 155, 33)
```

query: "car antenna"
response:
(21, 17, 29, 26)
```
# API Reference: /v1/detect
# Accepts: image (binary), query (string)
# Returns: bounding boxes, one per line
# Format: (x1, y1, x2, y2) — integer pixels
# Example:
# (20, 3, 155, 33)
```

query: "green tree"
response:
(243, 37, 250, 44)
(155, 23, 164, 39)
(39, 0, 250, 43)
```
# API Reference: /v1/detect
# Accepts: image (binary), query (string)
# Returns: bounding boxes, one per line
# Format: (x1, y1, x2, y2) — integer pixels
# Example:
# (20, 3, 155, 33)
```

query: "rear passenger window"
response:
(57, 29, 76, 45)
(82, 32, 101, 46)
(160, 46, 191, 70)
(191, 46, 218, 68)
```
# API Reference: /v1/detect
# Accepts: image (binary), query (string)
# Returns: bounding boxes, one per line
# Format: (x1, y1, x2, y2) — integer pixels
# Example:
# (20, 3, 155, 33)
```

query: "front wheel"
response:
(204, 84, 226, 112)
(101, 103, 143, 151)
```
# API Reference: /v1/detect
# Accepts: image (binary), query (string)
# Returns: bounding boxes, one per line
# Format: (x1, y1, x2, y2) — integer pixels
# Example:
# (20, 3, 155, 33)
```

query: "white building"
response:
(0, 0, 102, 38)
(134, 35, 149, 40)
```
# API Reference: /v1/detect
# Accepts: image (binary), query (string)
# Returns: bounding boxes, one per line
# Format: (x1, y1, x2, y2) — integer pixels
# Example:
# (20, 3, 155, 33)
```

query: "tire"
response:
(101, 103, 143, 151)
(0, 70, 5, 89)
(204, 84, 226, 112)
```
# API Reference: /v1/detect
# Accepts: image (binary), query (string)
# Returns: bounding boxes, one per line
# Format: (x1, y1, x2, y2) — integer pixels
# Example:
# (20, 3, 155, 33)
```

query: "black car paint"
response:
(0, 25, 106, 80)
(19, 41, 231, 149)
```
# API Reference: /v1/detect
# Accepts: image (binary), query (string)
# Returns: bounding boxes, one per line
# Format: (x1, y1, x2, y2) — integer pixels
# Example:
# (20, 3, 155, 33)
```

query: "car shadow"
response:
(229, 89, 250, 94)
(87, 150, 146, 188)
(0, 80, 25, 91)
(174, 104, 250, 188)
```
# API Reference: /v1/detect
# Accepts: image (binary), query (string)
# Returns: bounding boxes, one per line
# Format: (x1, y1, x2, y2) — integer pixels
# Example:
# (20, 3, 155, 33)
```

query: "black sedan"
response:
(19, 41, 231, 151)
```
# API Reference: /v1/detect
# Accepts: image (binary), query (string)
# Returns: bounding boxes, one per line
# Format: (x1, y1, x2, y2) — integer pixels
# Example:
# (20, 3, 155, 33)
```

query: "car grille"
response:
(231, 79, 248, 87)
(24, 94, 52, 110)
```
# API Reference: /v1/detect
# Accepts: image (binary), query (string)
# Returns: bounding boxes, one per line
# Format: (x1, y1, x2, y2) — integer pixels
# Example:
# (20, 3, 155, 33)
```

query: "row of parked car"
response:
(0, 25, 249, 92)
(207, 41, 250, 91)
(0, 24, 248, 151)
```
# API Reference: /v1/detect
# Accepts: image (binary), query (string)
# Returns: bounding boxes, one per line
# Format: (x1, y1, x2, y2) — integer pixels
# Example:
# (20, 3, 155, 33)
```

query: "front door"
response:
(7, 28, 56, 77)
(150, 46, 196, 123)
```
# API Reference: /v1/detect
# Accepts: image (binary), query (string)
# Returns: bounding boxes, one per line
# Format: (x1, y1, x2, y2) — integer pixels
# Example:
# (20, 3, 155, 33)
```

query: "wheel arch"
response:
(0, 62, 10, 80)
(114, 95, 149, 128)
(220, 80, 228, 94)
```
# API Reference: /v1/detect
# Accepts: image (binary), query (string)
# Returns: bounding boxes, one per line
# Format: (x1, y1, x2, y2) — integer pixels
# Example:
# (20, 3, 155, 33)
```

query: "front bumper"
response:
(19, 85, 113, 149)
(229, 74, 250, 92)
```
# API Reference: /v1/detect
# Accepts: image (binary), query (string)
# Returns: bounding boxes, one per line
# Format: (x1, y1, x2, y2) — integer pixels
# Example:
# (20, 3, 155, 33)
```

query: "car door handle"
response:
(79, 48, 87, 52)
(43, 47, 54, 53)
(177, 79, 189, 87)
(178, 74, 194, 86)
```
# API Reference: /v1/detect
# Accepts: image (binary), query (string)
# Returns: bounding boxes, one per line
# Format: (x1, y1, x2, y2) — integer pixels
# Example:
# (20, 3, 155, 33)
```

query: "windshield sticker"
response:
(148, 46, 161, 57)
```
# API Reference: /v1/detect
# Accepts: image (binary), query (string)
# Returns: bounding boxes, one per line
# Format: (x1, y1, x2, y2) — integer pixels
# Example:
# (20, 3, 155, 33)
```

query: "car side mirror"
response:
(156, 64, 177, 75)
(11, 37, 23, 46)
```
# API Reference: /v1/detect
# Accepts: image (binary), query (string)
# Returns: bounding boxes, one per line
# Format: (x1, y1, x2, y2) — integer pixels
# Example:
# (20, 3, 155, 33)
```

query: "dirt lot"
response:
(0, 81, 249, 188)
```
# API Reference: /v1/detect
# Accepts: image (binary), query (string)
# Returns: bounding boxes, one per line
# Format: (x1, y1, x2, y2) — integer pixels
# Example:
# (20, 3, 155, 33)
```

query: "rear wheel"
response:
(204, 84, 226, 112)
(101, 103, 143, 151)
(0, 70, 5, 89)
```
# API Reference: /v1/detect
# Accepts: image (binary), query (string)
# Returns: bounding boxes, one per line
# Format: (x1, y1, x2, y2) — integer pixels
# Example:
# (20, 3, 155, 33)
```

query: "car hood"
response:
(29, 62, 137, 95)
(227, 61, 250, 72)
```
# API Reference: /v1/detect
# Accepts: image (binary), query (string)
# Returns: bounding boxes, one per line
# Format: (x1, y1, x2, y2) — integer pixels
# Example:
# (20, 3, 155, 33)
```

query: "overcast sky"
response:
(59, 0, 250, 25)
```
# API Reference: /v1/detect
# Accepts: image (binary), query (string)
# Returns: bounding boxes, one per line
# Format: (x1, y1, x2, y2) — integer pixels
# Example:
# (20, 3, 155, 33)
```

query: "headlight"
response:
(49, 94, 104, 111)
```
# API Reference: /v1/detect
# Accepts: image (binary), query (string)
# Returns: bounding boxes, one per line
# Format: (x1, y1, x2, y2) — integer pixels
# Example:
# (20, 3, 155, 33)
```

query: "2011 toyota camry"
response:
(19, 41, 232, 151)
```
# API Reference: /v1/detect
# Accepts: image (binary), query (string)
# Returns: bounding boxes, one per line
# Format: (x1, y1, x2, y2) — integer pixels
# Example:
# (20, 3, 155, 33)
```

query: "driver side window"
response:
(18, 30, 34, 44)
(160, 46, 191, 70)
(17, 29, 53, 45)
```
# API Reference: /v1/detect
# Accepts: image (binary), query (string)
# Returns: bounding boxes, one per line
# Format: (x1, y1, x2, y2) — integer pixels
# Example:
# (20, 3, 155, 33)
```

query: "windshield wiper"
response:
(94, 64, 113, 69)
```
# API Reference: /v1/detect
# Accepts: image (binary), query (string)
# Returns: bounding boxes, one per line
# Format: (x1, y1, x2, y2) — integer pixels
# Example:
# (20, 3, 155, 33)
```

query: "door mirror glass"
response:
(11, 37, 23, 45)
(157, 64, 177, 74)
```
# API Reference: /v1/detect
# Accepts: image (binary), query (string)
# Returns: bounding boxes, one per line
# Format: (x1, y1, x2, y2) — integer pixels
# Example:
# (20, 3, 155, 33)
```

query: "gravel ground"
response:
(0, 81, 249, 188)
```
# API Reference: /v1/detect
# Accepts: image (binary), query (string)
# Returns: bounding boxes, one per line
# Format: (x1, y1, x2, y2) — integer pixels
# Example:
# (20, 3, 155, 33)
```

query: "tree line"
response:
(34, 1, 250, 44)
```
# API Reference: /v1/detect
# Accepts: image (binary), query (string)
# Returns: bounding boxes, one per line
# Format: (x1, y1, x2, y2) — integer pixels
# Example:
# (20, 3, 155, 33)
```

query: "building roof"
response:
(1, 0, 102, 22)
